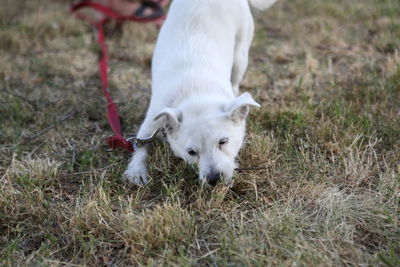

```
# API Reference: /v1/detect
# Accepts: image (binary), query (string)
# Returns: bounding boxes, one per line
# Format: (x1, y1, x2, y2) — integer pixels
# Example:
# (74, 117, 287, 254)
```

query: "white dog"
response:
(123, 0, 277, 186)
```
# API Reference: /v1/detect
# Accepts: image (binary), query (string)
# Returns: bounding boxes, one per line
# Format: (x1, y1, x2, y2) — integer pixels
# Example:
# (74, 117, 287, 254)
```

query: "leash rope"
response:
(70, 1, 167, 152)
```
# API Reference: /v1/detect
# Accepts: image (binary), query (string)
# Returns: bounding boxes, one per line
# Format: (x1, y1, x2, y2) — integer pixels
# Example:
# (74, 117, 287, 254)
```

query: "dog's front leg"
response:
(231, 24, 253, 94)
(123, 145, 150, 185)
(231, 49, 249, 95)
(123, 118, 158, 186)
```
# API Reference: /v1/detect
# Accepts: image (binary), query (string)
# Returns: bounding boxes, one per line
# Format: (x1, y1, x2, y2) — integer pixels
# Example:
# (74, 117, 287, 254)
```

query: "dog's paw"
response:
(122, 165, 149, 186)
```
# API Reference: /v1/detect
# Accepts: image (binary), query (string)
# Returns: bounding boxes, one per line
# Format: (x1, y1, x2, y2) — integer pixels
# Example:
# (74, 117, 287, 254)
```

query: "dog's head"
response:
(154, 92, 260, 186)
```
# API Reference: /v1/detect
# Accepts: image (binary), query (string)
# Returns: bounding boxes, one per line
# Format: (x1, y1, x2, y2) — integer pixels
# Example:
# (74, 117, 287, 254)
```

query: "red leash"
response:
(70, 1, 167, 152)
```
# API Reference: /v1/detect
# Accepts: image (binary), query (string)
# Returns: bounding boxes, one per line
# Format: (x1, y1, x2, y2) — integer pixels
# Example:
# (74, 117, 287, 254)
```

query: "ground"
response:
(0, 0, 399, 265)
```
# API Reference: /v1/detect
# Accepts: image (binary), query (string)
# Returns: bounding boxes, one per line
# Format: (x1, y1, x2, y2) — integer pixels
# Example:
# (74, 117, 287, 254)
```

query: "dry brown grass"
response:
(1, 0, 399, 265)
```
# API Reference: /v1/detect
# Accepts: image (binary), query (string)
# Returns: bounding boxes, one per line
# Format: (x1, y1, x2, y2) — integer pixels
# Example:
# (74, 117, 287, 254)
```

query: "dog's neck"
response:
(170, 76, 235, 108)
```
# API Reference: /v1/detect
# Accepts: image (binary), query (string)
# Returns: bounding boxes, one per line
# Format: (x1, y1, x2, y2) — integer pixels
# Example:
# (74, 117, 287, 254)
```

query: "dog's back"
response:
(151, 0, 254, 100)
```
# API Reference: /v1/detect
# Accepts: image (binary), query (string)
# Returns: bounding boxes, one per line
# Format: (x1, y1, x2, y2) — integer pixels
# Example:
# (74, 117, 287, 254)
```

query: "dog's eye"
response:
(187, 149, 198, 156)
(218, 138, 229, 149)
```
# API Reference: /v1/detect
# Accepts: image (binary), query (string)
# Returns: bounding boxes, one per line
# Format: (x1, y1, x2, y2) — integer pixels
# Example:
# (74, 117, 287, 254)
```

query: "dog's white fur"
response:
(123, 0, 277, 185)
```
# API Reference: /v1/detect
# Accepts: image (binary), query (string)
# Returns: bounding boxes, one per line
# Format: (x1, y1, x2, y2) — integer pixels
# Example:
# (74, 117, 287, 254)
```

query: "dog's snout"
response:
(206, 172, 222, 186)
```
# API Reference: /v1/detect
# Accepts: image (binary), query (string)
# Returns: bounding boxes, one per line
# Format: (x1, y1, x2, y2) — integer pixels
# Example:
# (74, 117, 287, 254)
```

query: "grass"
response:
(1, 0, 399, 265)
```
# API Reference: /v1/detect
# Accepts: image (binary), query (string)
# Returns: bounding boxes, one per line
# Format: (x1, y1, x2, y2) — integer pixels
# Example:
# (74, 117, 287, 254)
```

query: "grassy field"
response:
(1, 0, 399, 265)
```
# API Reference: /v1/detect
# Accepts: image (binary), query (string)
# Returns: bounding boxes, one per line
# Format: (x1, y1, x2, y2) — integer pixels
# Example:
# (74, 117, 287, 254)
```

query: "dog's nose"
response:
(206, 172, 221, 186)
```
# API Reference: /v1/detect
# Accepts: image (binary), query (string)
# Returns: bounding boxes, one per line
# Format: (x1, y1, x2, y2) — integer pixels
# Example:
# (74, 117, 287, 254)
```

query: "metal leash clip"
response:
(126, 127, 165, 151)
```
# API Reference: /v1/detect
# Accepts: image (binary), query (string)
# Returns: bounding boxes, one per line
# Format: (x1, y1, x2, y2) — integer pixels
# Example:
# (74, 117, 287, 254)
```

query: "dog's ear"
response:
(153, 108, 182, 133)
(225, 92, 260, 123)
